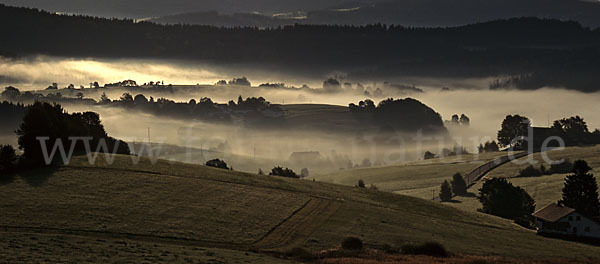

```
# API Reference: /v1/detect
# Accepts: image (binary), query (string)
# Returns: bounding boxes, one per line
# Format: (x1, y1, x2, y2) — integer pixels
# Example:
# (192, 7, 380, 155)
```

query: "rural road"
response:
(434, 151, 530, 201)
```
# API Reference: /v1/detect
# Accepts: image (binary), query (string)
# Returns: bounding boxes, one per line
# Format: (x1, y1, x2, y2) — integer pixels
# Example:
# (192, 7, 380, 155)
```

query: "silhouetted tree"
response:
(228, 77, 251, 86)
(552, 116, 590, 146)
(478, 178, 536, 227)
(559, 160, 600, 218)
(1, 86, 21, 101)
(133, 94, 148, 104)
(357, 179, 366, 188)
(269, 166, 298, 178)
(0, 144, 17, 173)
(424, 151, 436, 160)
(497, 115, 530, 148)
(16, 102, 130, 166)
(120, 93, 133, 103)
(440, 180, 453, 202)
(205, 159, 229, 169)
(75, 92, 84, 99)
(99, 92, 110, 104)
(459, 114, 470, 126)
(451, 173, 468, 196)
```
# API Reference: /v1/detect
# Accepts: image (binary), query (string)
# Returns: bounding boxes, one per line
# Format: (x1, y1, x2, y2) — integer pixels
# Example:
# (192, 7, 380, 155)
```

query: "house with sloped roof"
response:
(532, 203, 600, 239)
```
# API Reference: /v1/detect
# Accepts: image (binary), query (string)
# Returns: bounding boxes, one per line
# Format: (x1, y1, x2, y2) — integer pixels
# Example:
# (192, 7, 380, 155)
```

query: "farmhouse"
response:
(532, 203, 600, 240)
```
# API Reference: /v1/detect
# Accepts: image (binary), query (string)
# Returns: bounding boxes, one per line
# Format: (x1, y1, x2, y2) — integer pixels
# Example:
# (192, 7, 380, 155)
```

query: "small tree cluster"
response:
(478, 141, 500, 153)
(478, 178, 536, 228)
(205, 159, 230, 170)
(423, 151, 436, 160)
(270, 166, 298, 178)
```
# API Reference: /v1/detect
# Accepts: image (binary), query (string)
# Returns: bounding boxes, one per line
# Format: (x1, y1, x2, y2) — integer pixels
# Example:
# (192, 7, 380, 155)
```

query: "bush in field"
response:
(402, 242, 449, 257)
(341, 237, 363, 251)
(357, 179, 366, 188)
(269, 166, 298, 178)
(205, 159, 229, 170)
(519, 165, 543, 177)
(0, 144, 17, 173)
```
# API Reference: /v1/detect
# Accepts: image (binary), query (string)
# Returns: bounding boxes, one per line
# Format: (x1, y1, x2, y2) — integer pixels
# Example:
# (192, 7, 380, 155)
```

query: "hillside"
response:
(2, 154, 600, 262)
(450, 145, 600, 212)
(312, 152, 508, 199)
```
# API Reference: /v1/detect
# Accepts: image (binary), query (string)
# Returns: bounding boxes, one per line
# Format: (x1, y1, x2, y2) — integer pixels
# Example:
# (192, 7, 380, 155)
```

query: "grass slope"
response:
(1, 154, 600, 262)
(312, 152, 507, 199)
(451, 145, 600, 212)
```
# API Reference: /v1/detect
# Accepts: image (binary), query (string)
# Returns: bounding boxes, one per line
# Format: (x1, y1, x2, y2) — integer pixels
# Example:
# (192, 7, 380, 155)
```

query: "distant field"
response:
(312, 152, 507, 199)
(2, 154, 600, 262)
(280, 104, 362, 132)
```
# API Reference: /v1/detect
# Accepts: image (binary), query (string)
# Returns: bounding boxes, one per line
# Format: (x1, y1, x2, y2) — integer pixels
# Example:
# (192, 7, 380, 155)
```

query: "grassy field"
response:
(312, 152, 507, 199)
(1, 154, 600, 262)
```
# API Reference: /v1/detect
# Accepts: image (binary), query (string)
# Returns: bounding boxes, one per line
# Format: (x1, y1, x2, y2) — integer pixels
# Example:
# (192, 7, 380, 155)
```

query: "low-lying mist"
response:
(1, 55, 599, 174)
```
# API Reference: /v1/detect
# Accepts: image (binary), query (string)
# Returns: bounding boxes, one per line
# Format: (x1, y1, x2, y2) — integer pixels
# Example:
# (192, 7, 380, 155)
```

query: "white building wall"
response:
(538, 212, 600, 239)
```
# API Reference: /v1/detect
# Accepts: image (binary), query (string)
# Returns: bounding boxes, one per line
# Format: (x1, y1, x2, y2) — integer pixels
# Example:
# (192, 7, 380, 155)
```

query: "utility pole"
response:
(147, 127, 151, 143)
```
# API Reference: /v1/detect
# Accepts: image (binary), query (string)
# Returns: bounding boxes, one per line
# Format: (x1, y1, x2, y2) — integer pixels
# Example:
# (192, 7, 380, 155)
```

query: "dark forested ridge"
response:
(2, 4, 600, 91)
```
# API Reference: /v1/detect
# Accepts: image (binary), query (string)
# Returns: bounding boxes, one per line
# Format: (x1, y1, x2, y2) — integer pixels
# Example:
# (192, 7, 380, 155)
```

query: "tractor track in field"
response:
(0, 198, 340, 253)
(252, 198, 341, 252)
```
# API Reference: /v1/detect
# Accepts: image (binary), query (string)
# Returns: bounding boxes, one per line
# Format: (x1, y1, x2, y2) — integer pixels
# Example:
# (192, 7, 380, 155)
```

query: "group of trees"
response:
(497, 114, 600, 149)
(448, 114, 470, 126)
(269, 166, 299, 178)
(349, 98, 446, 134)
(205, 159, 231, 170)
(477, 178, 536, 228)
(518, 159, 574, 177)
(478, 141, 500, 153)
(439, 173, 468, 201)
(108, 93, 283, 125)
(423, 146, 470, 160)
(477, 159, 599, 228)
(16, 102, 130, 166)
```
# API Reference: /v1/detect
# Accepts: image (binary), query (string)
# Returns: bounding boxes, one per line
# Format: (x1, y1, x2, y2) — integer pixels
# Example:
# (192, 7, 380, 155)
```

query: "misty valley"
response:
(1, 2, 600, 264)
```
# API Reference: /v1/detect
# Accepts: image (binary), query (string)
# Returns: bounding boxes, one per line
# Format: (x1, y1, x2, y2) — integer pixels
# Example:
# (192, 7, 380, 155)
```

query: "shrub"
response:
(341, 237, 363, 251)
(205, 159, 229, 169)
(0, 144, 17, 173)
(357, 179, 366, 188)
(401, 242, 448, 257)
(518, 165, 543, 177)
(269, 166, 298, 178)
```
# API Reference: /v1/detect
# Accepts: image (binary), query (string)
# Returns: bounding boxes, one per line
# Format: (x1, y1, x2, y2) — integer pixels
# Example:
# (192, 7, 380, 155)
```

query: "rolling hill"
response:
(2, 154, 600, 262)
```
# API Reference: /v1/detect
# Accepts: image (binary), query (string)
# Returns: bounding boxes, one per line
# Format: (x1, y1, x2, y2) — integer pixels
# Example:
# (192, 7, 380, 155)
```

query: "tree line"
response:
(2, 5, 600, 91)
